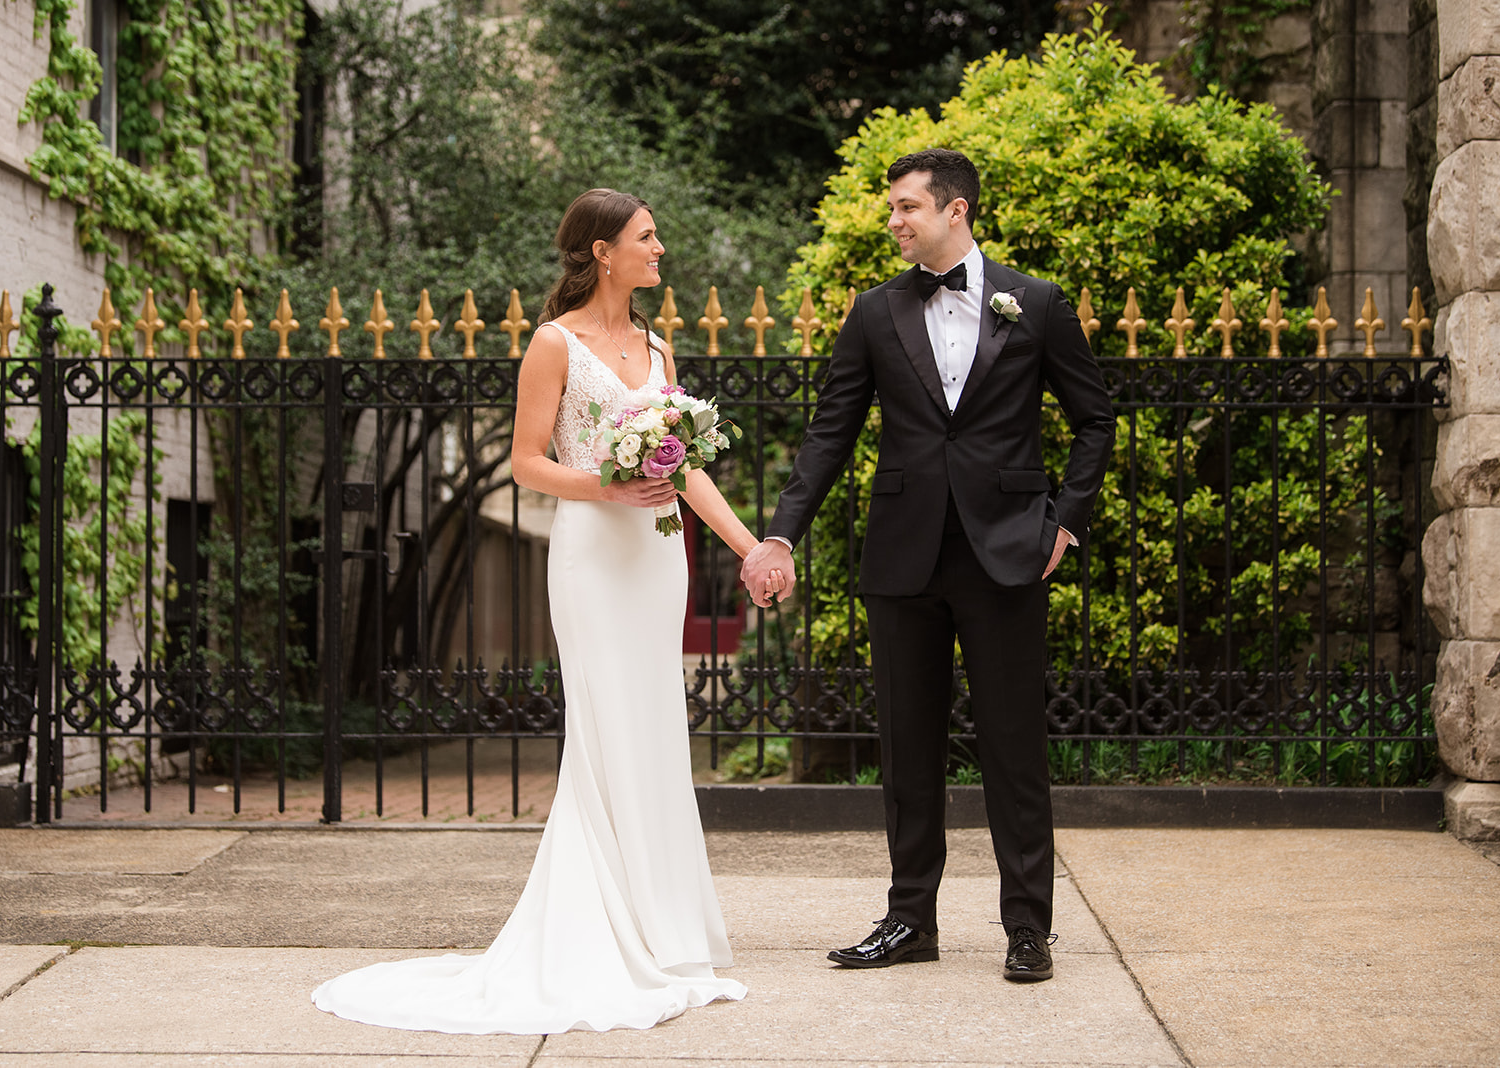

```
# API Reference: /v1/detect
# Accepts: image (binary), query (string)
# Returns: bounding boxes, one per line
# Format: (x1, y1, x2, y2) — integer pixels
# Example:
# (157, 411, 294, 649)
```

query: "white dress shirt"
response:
(921, 242, 985, 413)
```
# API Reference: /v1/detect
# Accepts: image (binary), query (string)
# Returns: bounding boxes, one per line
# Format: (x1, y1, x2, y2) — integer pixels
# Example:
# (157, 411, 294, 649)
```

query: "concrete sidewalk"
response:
(1, 826, 1498, 1066)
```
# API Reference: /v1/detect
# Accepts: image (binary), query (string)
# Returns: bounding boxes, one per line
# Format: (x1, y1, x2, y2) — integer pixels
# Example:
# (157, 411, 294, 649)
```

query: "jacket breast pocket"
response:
(872, 470, 904, 495)
(997, 340, 1036, 361)
(998, 469, 1051, 493)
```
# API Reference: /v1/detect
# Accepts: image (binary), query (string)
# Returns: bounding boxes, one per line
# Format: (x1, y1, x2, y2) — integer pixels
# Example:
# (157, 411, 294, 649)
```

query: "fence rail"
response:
(0, 281, 1448, 822)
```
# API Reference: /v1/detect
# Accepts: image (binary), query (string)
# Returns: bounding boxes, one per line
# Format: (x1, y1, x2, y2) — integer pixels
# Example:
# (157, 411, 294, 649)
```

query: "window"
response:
(289, 3, 326, 256)
(87, 0, 125, 154)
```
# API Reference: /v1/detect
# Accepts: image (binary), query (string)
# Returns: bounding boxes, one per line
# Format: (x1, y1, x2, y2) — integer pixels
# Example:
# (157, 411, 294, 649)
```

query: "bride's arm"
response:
(513, 328, 677, 508)
(660, 346, 761, 560)
(680, 468, 759, 559)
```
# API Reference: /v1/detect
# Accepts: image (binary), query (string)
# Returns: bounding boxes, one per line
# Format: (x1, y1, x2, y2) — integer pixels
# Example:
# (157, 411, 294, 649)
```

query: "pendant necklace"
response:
(585, 305, 633, 359)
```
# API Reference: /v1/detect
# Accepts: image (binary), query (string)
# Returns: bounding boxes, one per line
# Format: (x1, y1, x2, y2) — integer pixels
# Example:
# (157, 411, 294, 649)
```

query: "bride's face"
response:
(602, 208, 665, 289)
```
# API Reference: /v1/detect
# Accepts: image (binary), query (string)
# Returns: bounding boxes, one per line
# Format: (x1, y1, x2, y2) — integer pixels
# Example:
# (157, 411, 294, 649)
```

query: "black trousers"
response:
(864, 511, 1053, 935)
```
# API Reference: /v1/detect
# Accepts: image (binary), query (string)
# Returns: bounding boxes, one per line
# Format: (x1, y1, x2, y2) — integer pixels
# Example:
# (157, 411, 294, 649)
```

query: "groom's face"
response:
(886, 171, 968, 270)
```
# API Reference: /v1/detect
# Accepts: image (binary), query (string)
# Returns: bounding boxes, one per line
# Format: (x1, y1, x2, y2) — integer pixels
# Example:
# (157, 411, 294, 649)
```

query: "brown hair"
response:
(887, 148, 980, 229)
(543, 188, 659, 353)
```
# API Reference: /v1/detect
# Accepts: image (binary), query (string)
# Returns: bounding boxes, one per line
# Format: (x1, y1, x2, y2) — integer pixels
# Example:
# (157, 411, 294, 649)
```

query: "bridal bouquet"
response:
(582, 385, 741, 535)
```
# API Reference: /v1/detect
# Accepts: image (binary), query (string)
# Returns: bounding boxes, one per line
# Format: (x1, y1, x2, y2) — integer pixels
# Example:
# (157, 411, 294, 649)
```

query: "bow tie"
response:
(914, 263, 967, 301)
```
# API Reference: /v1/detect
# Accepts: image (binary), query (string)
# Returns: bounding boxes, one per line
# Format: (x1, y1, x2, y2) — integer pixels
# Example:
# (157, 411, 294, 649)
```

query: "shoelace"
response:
(993, 922, 1059, 947)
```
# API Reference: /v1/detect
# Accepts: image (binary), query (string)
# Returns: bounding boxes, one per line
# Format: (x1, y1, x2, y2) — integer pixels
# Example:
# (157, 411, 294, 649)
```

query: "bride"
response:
(312, 188, 788, 1034)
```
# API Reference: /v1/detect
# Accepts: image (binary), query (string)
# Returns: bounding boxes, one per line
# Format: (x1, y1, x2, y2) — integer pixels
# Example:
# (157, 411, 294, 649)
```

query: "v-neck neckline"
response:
(549, 321, 654, 392)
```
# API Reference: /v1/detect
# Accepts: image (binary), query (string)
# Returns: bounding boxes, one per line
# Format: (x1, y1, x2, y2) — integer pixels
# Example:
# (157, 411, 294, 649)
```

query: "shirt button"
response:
(947, 431, 958, 441)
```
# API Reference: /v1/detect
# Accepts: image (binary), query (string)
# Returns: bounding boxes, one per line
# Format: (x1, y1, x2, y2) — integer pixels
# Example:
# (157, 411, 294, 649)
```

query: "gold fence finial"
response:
(1307, 286, 1337, 359)
(1210, 288, 1241, 359)
(455, 289, 485, 358)
(269, 289, 299, 359)
(320, 288, 350, 357)
(1076, 288, 1101, 345)
(224, 288, 253, 359)
(500, 289, 530, 358)
(1259, 288, 1288, 358)
(654, 287, 683, 348)
(135, 289, 165, 359)
(699, 287, 728, 356)
(365, 290, 394, 358)
(93, 287, 122, 358)
(1117, 287, 1146, 359)
(1165, 287, 1194, 359)
(0, 291, 16, 359)
(410, 289, 440, 359)
(838, 287, 857, 333)
(1355, 287, 1385, 358)
(1401, 287, 1432, 357)
(744, 286, 775, 357)
(180, 289, 210, 359)
(792, 288, 822, 357)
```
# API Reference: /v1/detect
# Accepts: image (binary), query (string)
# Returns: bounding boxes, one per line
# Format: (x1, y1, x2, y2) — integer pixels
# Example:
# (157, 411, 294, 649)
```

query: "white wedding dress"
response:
(312, 322, 746, 1033)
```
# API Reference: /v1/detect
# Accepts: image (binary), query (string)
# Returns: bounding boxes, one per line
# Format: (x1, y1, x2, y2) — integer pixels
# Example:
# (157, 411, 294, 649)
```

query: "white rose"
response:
(618, 432, 642, 457)
(990, 291, 1022, 321)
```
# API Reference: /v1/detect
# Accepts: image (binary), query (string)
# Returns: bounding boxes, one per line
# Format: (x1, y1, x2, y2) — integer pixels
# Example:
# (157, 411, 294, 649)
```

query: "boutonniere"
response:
(989, 291, 1021, 334)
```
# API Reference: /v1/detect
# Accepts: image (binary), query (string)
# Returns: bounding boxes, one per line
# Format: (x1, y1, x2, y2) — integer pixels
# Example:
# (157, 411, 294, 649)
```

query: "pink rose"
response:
(663, 407, 682, 426)
(642, 434, 686, 477)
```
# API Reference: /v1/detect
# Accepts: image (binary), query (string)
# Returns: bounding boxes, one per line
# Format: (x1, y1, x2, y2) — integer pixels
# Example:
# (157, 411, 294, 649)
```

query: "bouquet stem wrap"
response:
(654, 500, 683, 536)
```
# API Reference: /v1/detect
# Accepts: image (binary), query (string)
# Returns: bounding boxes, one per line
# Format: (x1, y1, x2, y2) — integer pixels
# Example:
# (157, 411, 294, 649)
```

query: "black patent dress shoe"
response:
(828, 916, 939, 968)
(1003, 925, 1055, 982)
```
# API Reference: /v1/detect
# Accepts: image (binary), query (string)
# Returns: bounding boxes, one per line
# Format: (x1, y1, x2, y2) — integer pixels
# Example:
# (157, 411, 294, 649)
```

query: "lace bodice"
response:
(544, 321, 668, 473)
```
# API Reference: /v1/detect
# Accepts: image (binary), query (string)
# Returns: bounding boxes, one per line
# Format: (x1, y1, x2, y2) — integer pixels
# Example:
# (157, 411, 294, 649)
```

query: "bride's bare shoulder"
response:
(520, 322, 571, 385)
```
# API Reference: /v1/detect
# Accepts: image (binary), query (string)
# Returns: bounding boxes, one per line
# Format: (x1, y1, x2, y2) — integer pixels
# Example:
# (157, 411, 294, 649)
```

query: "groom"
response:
(742, 148, 1114, 981)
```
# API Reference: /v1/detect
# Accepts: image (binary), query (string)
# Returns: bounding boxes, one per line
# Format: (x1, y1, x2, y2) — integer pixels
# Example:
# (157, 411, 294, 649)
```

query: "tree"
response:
(252, 0, 808, 708)
(533, 0, 1057, 208)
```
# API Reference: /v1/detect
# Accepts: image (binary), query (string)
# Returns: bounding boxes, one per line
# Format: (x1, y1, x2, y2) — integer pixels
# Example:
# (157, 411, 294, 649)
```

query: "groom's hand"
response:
(1042, 527, 1072, 579)
(742, 539, 795, 608)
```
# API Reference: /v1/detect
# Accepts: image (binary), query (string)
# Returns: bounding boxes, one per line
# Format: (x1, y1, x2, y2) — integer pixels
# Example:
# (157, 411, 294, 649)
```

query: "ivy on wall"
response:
(5, 287, 160, 677)
(19, 0, 302, 319)
(10, 0, 297, 684)
(1177, 0, 1311, 98)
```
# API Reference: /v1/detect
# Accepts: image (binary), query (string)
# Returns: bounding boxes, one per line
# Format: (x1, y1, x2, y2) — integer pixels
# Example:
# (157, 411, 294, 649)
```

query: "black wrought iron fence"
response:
(0, 284, 1448, 822)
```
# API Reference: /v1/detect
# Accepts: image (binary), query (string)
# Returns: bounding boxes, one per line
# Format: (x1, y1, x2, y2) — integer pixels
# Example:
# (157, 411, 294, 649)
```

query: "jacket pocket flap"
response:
(997, 340, 1036, 360)
(998, 469, 1051, 493)
(872, 470, 904, 495)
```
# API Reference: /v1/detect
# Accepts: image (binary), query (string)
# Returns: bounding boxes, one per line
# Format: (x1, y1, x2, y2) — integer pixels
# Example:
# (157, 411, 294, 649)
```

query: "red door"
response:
(681, 510, 746, 656)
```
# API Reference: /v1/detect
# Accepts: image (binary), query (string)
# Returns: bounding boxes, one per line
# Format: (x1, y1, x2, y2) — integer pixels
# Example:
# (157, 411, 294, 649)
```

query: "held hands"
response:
(603, 476, 679, 509)
(741, 539, 795, 608)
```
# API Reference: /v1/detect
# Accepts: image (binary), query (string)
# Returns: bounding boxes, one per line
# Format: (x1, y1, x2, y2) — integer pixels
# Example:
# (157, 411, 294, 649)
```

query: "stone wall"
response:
(1422, 0, 1500, 838)
(1309, 0, 1412, 352)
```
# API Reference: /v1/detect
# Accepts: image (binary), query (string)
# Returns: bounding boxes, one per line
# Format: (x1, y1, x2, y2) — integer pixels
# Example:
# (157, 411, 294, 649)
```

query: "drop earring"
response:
(606, 264, 611, 276)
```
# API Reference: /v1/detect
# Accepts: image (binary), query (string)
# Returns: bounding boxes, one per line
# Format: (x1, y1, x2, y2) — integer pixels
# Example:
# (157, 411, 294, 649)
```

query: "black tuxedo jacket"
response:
(767, 256, 1116, 595)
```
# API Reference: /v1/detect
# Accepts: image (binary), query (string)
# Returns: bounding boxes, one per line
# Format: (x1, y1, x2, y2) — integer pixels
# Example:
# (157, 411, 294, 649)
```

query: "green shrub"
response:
(775, 15, 1371, 690)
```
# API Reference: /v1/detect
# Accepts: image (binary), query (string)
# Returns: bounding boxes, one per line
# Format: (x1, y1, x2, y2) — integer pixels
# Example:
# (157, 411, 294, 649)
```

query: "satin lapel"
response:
(886, 282, 951, 416)
(952, 266, 1024, 419)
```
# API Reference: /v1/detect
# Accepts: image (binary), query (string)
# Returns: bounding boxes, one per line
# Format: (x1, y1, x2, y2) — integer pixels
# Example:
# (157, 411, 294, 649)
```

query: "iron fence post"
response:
(322, 354, 343, 822)
(32, 285, 63, 823)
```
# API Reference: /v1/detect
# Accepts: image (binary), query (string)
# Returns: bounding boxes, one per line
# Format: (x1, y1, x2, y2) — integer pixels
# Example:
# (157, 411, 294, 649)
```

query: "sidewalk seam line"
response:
(0, 947, 70, 1003)
(1058, 851, 1195, 1068)
(526, 1033, 546, 1066)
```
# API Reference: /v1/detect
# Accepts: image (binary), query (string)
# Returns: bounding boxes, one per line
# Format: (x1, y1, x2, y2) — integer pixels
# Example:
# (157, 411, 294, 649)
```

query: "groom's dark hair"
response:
(887, 149, 979, 229)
